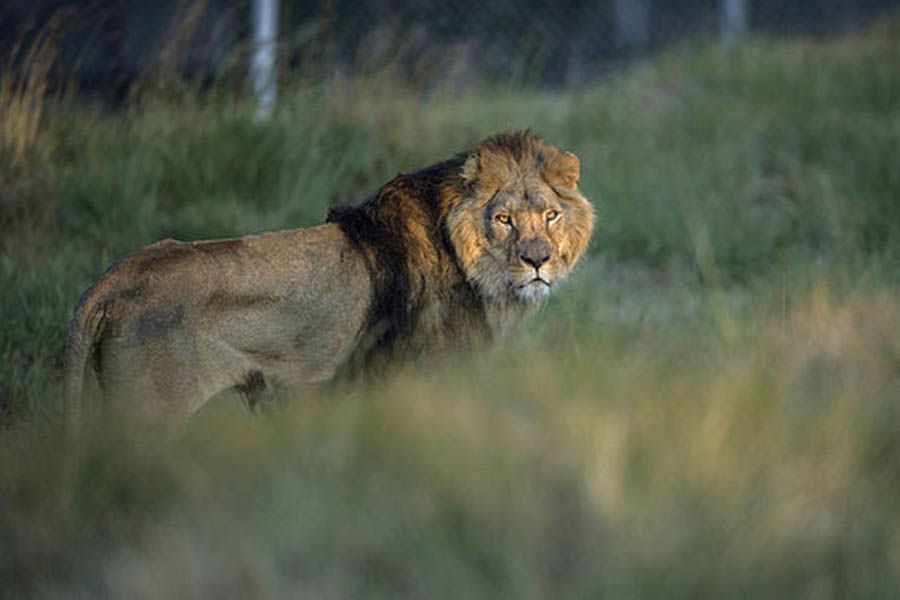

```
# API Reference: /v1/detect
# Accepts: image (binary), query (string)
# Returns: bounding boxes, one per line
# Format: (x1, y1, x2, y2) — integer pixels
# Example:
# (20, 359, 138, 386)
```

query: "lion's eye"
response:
(495, 213, 512, 226)
(545, 209, 561, 223)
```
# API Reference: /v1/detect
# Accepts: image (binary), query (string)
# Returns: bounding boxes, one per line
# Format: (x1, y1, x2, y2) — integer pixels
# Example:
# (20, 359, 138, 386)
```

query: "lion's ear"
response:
(546, 151, 580, 189)
(461, 153, 479, 183)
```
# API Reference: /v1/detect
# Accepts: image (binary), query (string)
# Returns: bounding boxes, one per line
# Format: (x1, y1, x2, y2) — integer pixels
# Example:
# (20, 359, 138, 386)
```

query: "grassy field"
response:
(1, 20, 899, 597)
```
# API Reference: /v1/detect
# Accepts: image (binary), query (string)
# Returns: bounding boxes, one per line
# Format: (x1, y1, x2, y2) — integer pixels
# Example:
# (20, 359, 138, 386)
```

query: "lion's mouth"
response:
(513, 277, 552, 302)
(519, 276, 551, 289)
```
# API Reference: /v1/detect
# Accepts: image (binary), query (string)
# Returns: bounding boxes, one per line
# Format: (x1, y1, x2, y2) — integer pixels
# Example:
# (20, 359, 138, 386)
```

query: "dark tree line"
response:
(1, 0, 898, 98)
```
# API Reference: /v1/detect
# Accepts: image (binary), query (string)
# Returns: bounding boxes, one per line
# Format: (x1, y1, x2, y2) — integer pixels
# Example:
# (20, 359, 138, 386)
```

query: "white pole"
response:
(251, 0, 278, 120)
(721, 0, 748, 44)
(613, 0, 650, 49)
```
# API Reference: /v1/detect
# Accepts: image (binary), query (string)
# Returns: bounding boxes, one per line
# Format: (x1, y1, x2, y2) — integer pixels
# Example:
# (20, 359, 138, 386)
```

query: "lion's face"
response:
(446, 138, 595, 305)
(482, 175, 578, 302)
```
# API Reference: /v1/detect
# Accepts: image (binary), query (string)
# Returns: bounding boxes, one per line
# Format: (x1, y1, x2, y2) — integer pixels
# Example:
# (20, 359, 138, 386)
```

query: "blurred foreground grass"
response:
(1, 20, 899, 597)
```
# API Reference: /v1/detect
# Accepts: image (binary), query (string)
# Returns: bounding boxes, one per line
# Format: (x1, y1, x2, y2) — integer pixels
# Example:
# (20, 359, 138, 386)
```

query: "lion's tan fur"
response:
(64, 131, 594, 430)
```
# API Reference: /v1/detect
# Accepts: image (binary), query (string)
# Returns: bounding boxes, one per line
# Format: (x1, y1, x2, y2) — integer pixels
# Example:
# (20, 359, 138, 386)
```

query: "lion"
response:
(63, 131, 594, 430)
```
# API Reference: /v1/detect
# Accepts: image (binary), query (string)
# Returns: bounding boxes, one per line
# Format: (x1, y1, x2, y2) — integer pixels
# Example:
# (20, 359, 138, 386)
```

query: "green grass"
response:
(1, 20, 899, 597)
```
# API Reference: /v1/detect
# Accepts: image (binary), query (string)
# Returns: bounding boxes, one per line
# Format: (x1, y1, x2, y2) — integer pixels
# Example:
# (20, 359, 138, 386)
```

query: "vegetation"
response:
(1, 20, 898, 596)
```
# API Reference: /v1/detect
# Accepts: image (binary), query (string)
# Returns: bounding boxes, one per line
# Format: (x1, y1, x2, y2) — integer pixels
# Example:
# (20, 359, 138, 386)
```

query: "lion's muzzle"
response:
(517, 237, 552, 270)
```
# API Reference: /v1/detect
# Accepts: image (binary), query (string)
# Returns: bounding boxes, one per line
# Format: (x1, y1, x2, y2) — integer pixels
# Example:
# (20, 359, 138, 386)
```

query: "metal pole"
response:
(251, 0, 278, 120)
(613, 0, 650, 49)
(721, 0, 748, 44)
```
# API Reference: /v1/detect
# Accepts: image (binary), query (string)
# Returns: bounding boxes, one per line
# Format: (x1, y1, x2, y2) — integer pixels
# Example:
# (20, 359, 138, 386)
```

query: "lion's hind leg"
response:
(96, 336, 229, 432)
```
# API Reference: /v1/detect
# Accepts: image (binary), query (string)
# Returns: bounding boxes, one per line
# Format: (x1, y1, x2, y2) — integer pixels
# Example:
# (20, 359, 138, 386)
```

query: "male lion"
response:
(64, 131, 594, 428)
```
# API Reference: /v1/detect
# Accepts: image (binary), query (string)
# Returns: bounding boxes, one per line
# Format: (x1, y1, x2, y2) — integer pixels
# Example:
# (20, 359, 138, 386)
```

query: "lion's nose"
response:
(519, 238, 552, 269)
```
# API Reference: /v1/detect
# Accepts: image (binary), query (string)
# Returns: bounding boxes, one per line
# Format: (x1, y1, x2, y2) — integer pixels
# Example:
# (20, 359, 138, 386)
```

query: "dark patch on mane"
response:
(327, 192, 415, 373)
(327, 155, 483, 374)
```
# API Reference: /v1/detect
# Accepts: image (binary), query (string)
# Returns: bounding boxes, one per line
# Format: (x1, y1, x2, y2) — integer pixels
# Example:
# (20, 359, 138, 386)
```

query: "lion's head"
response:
(446, 131, 595, 304)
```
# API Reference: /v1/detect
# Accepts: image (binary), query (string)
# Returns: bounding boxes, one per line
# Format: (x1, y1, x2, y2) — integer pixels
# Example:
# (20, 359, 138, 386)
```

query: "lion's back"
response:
(65, 224, 375, 425)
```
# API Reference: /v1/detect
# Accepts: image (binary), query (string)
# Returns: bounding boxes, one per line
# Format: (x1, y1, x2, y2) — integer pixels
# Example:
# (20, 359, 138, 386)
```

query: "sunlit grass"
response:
(2, 279, 898, 596)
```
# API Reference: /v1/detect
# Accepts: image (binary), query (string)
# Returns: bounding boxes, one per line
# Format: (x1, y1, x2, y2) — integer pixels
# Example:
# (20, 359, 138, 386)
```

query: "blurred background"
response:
(2, 0, 899, 100)
(1, 1, 899, 597)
